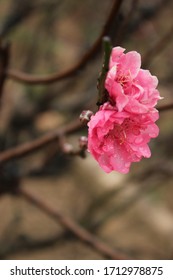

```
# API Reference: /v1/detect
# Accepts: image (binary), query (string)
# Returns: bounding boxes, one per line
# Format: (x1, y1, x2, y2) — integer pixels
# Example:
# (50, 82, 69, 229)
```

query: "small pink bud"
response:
(79, 136, 88, 149)
(63, 143, 73, 153)
(79, 110, 93, 124)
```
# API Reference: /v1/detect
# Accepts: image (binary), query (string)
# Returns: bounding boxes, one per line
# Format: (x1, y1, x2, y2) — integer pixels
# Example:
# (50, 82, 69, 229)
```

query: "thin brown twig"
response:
(5, 0, 123, 85)
(87, 174, 165, 233)
(18, 187, 128, 260)
(115, 0, 139, 45)
(142, 24, 173, 68)
(0, 41, 10, 103)
(0, 234, 61, 259)
(0, 119, 83, 164)
(59, 135, 87, 158)
(125, 0, 171, 36)
(157, 102, 173, 112)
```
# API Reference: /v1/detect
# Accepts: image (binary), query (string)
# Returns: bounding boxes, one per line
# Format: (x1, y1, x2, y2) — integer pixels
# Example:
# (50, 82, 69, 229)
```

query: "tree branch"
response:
(115, 0, 139, 45)
(157, 102, 173, 112)
(5, 0, 123, 85)
(97, 37, 112, 106)
(0, 119, 83, 164)
(142, 24, 173, 68)
(17, 187, 128, 260)
(0, 41, 10, 103)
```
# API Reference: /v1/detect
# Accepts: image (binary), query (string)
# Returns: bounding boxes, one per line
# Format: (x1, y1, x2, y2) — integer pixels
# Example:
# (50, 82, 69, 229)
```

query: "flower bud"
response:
(79, 110, 93, 124)
(79, 136, 88, 149)
(62, 143, 73, 153)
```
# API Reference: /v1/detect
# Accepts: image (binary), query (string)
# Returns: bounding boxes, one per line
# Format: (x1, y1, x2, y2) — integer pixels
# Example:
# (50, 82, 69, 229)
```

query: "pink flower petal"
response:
(88, 105, 159, 173)
(109, 46, 125, 68)
(118, 51, 141, 79)
(136, 69, 158, 89)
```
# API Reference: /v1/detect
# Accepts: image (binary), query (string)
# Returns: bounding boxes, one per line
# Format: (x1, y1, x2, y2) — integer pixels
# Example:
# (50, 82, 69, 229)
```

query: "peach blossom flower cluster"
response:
(88, 47, 161, 173)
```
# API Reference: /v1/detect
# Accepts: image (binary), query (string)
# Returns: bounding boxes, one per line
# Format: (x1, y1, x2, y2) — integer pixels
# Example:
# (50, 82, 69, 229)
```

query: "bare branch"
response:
(157, 102, 173, 112)
(142, 24, 173, 68)
(0, 119, 83, 164)
(18, 187, 128, 260)
(0, 41, 10, 103)
(6, 0, 123, 85)
(115, 0, 139, 45)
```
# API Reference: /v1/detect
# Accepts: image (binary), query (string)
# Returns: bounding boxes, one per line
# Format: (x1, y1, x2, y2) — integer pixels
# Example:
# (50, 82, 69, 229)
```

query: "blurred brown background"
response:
(0, 0, 173, 260)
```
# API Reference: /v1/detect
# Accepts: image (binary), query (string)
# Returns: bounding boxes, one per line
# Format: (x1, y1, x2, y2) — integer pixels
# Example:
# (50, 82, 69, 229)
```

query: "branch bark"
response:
(6, 0, 123, 85)
(0, 41, 10, 103)
(0, 119, 83, 164)
(142, 24, 173, 68)
(157, 102, 173, 112)
(18, 187, 128, 260)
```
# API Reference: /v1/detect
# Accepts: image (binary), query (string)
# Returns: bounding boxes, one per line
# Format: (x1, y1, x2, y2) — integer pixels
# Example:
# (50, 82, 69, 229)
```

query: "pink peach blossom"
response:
(87, 103, 159, 174)
(105, 47, 161, 113)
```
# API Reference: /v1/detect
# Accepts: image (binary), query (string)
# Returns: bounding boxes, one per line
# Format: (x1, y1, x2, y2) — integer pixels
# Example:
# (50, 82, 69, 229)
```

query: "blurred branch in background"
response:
(115, 0, 139, 45)
(158, 102, 173, 112)
(0, 41, 10, 103)
(0, 119, 83, 164)
(18, 187, 128, 260)
(143, 24, 173, 68)
(3, 0, 171, 86)
(124, 0, 172, 35)
(0, 0, 63, 37)
(5, 0, 123, 85)
(0, 0, 34, 37)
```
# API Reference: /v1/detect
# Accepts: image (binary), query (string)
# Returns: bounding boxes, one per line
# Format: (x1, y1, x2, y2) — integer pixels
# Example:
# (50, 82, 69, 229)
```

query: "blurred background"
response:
(0, 0, 173, 260)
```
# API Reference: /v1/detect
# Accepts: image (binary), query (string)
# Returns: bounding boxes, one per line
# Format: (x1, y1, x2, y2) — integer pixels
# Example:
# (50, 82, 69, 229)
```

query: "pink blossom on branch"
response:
(105, 47, 161, 113)
(87, 46, 161, 173)
(87, 103, 159, 174)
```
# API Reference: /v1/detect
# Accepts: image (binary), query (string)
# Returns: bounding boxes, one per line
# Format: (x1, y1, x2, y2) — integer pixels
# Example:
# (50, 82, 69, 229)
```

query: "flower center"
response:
(104, 118, 141, 146)
(116, 69, 131, 88)
(105, 124, 126, 145)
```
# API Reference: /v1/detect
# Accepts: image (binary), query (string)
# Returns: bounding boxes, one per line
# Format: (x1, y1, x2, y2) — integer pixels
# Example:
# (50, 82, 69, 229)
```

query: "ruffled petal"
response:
(118, 51, 141, 79)
(136, 69, 158, 89)
(109, 46, 125, 68)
